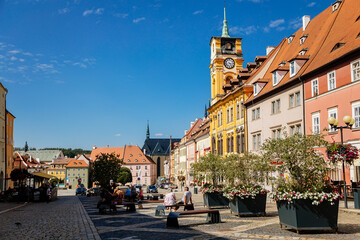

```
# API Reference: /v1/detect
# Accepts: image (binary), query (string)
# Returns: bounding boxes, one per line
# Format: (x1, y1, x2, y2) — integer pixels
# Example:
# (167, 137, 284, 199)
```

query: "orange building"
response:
(304, 0, 360, 183)
(5, 111, 15, 188)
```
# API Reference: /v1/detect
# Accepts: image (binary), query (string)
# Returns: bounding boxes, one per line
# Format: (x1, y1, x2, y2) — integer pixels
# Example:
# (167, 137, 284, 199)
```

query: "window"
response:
(273, 72, 278, 86)
(145, 172, 148, 177)
(295, 92, 301, 106)
(226, 108, 230, 123)
(290, 61, 295, 77)
(328, 107, 337, 132)
(311, 79, 319, 97)
(252, 133, 261, 151)
(252, 109, 256, 120)
(352, 101, 360, 128)
(230, 107, 233, 122)
(290, 126, 295, 136)
(241, 103, 244, 118)
(289, 94, 294, 108)
(272, 129, 282, 139)
(271, 99, 281, 114)
(236, 102, 240, 120)
(312, 112, 320, 134)
(252, 108, 260, 120)
(327, 71, 336, 90)
(296, 124, 302, 134)
(254, 83, 258, 95)
(351, 58, 360, 82)
(300, 36, 307, 45)
(145, 166, 147, 170)
(256, 107, 260, 119)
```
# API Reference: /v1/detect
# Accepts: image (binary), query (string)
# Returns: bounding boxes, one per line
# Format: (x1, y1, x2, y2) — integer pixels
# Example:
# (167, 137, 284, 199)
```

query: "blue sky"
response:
(0, 0, 334, 150)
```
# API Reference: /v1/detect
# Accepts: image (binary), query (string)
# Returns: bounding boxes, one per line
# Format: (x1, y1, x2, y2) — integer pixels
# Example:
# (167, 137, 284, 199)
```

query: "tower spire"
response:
(222, 0, 230, 38)
(146, 120, 150, 139)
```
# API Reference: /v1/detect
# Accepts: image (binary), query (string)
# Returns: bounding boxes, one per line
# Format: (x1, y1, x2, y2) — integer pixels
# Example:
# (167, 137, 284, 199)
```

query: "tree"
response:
(117, 167, 132, 185)
(191, 153, 224, 187)
(92, 153, 123, 187)
(24, 141, 29, 152)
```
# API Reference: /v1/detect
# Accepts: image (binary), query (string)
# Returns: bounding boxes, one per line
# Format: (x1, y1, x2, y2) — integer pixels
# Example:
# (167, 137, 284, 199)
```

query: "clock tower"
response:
(210, 6, 244, 104)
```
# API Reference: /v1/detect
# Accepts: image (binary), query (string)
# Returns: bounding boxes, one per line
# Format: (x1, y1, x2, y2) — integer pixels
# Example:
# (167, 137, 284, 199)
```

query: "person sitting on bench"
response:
(97, 189, 116, 212)
(175, 186, 193, 211)
(164, 188, 177, 211)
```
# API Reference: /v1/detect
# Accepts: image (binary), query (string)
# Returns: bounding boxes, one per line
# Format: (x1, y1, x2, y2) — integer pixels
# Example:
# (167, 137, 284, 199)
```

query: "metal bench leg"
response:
(155, 206, 166, 217)
(207, 212, 221, 223)
(167, 212, 180, 228)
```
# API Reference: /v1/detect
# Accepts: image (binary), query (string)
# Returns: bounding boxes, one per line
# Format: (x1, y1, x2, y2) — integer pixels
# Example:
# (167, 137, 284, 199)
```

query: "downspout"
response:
(4, 92, 7, 190)
(299, 76, 306, 134)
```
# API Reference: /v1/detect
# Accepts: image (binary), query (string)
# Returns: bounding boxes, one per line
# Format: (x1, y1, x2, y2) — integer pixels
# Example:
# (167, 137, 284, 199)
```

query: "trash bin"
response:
(354, 189, 360, 209)
(194, 187, 198, 194)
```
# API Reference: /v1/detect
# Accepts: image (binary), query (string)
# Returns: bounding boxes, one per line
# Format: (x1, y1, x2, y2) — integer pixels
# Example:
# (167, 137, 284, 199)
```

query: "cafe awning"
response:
(31, 172, 57, 179)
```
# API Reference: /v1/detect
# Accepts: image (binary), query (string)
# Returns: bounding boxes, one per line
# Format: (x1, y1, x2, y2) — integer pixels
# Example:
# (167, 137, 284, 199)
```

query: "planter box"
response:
(277, 199, 339, 232)
(229, 193, 266, 216)
(203, 192, 229, 208)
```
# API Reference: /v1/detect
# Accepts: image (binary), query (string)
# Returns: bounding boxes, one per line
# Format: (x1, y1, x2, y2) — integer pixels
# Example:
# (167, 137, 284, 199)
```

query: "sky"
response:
(0, 0, 335, 150)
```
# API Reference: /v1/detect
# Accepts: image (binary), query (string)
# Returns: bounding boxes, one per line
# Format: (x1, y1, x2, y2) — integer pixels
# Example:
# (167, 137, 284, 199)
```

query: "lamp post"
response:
(327, 115, 355, 209)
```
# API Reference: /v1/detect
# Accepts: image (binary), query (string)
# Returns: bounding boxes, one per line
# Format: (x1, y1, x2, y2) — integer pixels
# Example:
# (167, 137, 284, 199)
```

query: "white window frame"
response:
(273, 72, 278, 86)
(253, 83, 259, 96)
(352, 101, 360, 128)
(256, 107, 260, 119)
(328, 107, 338, 132)
(290, 61, 295, 77)
(289, 94, 295, 108)
(351, 58, 360, 82)
(327, 71, 336, 91)
(312, 112, 320, 135)
(252, 109, 256, 120)
(295, 92, 301, 106)
(311, 78, 319, 97)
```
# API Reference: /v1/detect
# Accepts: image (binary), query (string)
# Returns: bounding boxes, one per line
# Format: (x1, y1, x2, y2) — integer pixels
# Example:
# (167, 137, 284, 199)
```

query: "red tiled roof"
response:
(122, 145, 155, 165)
(90, 147, 125, 161)
(66, 159, 89, 168)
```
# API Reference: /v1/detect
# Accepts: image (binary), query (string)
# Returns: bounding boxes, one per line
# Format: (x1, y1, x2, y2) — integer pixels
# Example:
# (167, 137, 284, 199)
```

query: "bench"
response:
(123, 202, 136, 212)
(98, 202, 117, 214)
(166, 209, 220, 228)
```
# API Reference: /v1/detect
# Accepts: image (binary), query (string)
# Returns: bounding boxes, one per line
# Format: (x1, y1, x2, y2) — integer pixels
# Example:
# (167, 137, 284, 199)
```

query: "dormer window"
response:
(300, 35, 308, 45)
(273, 72, 278, 86)
(135, 159, 138, 162)
(290, 61, 295, 77)
(142, 159, 146, 162)
(331, 43, 345, 52)
(288, 35, 295, 44)
(127, 159, 130, 162)
(279, 61, 286, 67)
(253, 83, 259, 96)
(299, 48, 308, 55)
(332, 0, 342, 12)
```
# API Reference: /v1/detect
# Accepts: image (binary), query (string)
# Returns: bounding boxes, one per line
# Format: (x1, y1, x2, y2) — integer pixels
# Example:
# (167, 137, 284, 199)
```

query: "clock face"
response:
(224, 58, 235, 69)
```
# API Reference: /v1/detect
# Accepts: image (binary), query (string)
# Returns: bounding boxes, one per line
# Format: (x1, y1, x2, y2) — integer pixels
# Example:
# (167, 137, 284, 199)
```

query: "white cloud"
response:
(269, 19, 285, 28)
(289, 17, 302, 29)
(193, 10, 203, 15)
(23, 52, 33, 56)
(19, 58, 25, 62)
(55, 80, 65, 84)
(73, 62, 87, 68)
(155, 133, 163, 137)
(115, 133, 121, 137)
(83, 9, 93, 16)
(95, 8, 104, 15)
(307, 2, 316, 7)
(276, 26, 285, 31)
(8, 50, 21, 54)
(230, 25, 257, 35)
(114, 13, 129, 18)
(133, 17, 146, 23)
(58, 8, 70, 14)
(10, 56, 17, 61)
(263, 27, 270, 33)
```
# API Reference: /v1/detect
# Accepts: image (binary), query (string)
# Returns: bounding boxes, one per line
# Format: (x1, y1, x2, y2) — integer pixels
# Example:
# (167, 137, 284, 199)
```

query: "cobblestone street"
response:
(1, 189, 360, 239)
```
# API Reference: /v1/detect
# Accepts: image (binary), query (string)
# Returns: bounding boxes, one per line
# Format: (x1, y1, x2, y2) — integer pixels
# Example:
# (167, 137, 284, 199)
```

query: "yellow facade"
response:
(48, 164, 66, 180)
(6, 111, 15, 188)
(208, 37, 251, 156)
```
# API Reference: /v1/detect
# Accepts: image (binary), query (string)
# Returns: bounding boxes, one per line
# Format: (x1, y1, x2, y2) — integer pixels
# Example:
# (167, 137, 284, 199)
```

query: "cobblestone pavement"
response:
(80, 190, 360, 240)
(0, 191, 100, 240)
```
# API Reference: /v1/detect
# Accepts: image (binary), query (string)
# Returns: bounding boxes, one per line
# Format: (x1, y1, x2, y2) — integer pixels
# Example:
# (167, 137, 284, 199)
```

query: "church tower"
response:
(210, 4, 244, 104)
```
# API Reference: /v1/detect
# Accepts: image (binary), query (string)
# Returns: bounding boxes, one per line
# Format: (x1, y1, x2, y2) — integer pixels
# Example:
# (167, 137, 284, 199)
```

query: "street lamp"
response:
(327, 115, 355, 209)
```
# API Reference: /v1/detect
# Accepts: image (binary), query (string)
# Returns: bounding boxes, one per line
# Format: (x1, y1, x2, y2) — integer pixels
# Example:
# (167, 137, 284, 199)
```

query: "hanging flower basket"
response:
(326, 143, 358, 165)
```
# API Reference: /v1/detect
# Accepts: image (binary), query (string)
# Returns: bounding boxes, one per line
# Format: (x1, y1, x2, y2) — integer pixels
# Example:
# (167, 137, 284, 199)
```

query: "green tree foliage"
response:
(261, 133, 329, 192)
(117, 167, 132, 185)
(191, 153, 224, 187)
(92, 153, 123, 187)
(24, 141, 29, 152)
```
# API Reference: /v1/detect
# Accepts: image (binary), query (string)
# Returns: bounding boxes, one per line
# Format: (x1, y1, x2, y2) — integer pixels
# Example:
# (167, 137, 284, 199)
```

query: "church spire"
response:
(221, 0, 230, 38)
(146, 120, 150, 139)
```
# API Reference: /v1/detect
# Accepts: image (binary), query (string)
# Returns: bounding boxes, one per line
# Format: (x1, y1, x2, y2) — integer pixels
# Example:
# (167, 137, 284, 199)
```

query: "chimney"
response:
(302, 15, 310, 31)
(266, 46, 275, 55)
(92, 145, 96, 150)
(185, 130, 187, 135)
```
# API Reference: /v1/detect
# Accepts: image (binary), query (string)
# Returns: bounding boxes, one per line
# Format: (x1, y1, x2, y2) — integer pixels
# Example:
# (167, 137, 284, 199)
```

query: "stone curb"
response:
(0, 202, 30, 215)
(77, 197, 102, 240)
(339, 207, 360, 215)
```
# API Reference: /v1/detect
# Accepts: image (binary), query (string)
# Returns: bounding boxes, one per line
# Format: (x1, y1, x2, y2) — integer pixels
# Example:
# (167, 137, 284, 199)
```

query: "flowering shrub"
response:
(200, 183, 224, 194)
(326, 143, 358, 164)
(223, 186, 268, 201)
(177, 175, 185, 181)
(271, 190, 341, 206)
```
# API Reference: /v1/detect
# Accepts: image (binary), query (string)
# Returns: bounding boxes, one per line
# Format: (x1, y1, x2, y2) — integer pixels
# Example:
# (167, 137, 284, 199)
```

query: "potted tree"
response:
(262, 133, 340, 233)
(192, 153, 229, 208)
(222, 153, 270, 216)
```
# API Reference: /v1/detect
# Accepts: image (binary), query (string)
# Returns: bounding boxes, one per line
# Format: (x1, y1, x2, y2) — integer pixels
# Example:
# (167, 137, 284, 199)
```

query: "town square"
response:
(1, 0, 360, 239)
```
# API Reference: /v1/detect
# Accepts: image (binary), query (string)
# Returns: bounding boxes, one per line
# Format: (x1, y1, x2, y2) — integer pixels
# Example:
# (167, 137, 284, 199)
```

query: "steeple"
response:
(222, 0, 230, 38)
(146, 120, 150, 139)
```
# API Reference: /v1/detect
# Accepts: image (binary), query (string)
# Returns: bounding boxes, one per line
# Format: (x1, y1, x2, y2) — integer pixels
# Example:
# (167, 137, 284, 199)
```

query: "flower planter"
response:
(229, 193, 266, 216)
(203, 192, 229, 208)
(276, 199, 339, 232)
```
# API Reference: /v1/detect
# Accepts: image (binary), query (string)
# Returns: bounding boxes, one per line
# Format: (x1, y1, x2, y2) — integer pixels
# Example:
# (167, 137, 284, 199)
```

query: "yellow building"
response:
(48, 158, 71, 181)
(207, 7, 252, 156)
(6, 111, 15, 188)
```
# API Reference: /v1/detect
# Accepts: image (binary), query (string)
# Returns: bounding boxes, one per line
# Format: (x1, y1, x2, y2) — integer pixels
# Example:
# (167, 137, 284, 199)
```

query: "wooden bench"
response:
(156, 203, 193, 217)
(166, 209, 220, 228)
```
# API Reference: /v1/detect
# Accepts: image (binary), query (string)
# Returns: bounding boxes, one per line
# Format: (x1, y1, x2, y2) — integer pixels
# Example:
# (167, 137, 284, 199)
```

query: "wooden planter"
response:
(203, 192, 229, 208)
(229, 193, 266, 216)
(276, 199, 339, 233)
